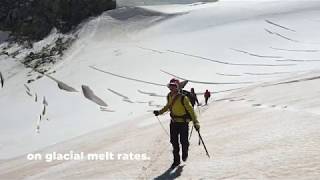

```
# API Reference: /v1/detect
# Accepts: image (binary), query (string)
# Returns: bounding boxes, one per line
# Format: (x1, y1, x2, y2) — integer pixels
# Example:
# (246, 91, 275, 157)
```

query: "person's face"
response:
(168, 84, 178, 93)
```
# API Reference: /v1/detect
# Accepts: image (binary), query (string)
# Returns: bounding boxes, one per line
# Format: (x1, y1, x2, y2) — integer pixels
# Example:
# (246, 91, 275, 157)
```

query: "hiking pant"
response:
(170, 121, 189, 163)
(205, 97, 209, 105)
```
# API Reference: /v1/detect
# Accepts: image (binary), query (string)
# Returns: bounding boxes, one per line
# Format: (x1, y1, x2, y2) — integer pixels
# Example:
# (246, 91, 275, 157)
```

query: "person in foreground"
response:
(153, 78, 200, 169)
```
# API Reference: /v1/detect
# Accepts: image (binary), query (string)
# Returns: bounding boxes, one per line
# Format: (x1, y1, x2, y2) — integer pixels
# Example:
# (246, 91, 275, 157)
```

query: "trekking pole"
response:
(189, 126, 193, 140)
(156, 116, 170, 137)
(196, 106, 201, 144)
(197, 105, 201, 116)
(197, 130, 211, 158)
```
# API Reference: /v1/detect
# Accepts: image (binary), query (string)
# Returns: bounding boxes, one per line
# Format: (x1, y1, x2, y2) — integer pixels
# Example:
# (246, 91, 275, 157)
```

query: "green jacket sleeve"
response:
(183, 96, 199, 125)
(159, 94, 170, 114)
(159, 102, 169, 115)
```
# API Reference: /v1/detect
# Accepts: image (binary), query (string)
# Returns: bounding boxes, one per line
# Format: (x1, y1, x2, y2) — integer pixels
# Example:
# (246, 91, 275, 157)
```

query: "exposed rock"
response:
(22, 36, 76, 74)
(0, 0, 116, 40)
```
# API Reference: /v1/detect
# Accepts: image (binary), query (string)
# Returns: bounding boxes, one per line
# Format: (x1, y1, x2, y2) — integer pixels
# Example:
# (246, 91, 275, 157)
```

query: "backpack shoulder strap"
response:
(180, 94, 186, 107)
(180, 94, 189, 112)
(180, 94, 191, 121)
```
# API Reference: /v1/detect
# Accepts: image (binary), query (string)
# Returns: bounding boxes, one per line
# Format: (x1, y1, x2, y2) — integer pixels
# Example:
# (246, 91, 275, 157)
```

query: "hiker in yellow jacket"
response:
(153, 78, 200, 168)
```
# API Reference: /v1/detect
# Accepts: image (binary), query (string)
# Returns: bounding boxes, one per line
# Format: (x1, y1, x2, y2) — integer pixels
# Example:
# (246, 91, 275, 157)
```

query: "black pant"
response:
(170, 122, 189, 163)
(205, 97, 209, 105)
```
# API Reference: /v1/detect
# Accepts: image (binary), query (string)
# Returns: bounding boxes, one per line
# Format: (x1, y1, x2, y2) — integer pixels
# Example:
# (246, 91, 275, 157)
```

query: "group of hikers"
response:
(153, 78, 211, 169)
(190, 87, 211, 107)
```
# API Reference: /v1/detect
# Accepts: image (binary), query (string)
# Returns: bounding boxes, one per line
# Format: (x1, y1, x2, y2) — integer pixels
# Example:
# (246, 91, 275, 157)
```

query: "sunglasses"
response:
(167, 84, 178, 89)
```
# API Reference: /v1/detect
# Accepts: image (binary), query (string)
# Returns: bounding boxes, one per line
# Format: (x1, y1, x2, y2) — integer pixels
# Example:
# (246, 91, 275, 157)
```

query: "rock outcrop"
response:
(0, 0, 116, 40)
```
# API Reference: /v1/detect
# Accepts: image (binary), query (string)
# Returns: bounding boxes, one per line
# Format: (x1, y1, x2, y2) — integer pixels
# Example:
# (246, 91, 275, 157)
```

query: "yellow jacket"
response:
(159, 93, 199, 125)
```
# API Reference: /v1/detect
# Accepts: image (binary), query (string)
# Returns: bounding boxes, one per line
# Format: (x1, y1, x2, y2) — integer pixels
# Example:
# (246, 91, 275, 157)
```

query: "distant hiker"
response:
(204, 89, 211, 105)
(153, 78, 200, 169)
(180, 88, 199, 108)
(190, 88, 199, 107)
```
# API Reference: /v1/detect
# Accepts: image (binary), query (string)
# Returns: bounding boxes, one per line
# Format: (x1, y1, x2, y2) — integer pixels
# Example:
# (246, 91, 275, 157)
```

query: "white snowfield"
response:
(1, 0, 320, 179)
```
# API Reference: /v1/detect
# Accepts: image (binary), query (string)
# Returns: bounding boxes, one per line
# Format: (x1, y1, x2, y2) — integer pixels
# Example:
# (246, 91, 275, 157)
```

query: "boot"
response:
(182, 151, 188, 162)
(170, 160, 180, 169)
(171, 151, 180, 169)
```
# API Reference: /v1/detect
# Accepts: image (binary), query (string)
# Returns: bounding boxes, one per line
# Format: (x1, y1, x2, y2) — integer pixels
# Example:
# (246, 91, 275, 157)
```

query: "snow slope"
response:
(1, 0, 320, 179)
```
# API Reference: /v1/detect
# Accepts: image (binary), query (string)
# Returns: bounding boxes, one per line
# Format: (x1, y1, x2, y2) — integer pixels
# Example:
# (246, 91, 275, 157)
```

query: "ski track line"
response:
(262, 75, 320, 87)
(139, 87, 243, 96)
(264, 28, 300, 43)
(270, 47, 320, 52)
(229, 97, 320, 117)
(89, 66, 166, 87)
(136, 46, 165, 54)
(265, 28, 320, 44)
(107, 88, 129, 99)
(137, 89, 166, 97)
(244, 72, 292, 76)
(196, 88, 244, 95)
(276, 59, 320, 62)
(148, 101, 163, 108)
(265, 19, 296, 32)
(216, 73, 242, 77)
(160, 69, 255, 85)
(213, 87, 244, 94)
(167, 50, 295, 67)
(230, 48, 283, 59)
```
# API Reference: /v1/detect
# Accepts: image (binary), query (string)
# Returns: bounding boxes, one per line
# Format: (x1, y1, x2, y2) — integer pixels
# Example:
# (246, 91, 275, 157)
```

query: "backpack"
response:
(181, 90, 196, 107)
(166, 91, 192, 121)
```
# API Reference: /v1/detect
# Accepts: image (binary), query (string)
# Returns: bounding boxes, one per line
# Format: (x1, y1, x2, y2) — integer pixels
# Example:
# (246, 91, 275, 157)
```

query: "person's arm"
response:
(159, 94, 170, 114)
(195, 94, 199, 105)
(159, 102, 169, 114)
(154, 94, 170, 116)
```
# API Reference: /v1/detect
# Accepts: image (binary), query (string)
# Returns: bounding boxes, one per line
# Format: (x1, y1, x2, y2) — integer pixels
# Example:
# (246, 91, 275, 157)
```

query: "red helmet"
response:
(167, 78, 180, 88)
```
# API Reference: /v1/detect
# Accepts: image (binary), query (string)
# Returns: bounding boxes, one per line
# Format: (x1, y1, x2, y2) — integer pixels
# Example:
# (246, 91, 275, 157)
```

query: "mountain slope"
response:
(0, 1, 320, 179)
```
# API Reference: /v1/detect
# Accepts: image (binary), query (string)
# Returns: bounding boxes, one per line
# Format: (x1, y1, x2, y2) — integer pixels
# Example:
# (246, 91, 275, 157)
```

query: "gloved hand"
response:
(194, 123, 200, 131)
(153, 110, 160, 116)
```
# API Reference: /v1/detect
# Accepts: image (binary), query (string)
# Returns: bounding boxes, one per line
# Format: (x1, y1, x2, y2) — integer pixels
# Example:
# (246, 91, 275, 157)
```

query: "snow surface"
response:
(1, 0, 320, 179)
